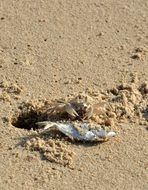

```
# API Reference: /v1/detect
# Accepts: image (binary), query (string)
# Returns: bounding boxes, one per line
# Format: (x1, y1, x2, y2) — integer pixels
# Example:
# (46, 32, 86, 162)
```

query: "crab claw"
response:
(83, 106, 94, 119)
(64, 103, 79, 118)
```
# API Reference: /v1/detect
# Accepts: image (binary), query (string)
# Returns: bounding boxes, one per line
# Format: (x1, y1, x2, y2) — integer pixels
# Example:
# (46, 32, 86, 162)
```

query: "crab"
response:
(46, 94, 104, 120)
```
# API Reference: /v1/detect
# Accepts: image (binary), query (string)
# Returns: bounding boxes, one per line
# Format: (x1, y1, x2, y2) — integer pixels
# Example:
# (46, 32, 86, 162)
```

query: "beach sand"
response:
(0, 0, 148, 189)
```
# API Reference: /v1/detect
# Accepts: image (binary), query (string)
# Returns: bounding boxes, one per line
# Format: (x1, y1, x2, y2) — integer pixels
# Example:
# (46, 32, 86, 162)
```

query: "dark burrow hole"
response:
(11, 109, 49, 130)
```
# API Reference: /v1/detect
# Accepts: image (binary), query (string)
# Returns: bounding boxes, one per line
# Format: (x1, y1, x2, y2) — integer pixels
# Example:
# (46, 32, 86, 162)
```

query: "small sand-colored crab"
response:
(46, 94, 104, 120)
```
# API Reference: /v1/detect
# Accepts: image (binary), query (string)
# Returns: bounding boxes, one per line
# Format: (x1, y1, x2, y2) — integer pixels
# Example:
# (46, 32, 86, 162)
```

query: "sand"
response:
(0, 0, 148, 189)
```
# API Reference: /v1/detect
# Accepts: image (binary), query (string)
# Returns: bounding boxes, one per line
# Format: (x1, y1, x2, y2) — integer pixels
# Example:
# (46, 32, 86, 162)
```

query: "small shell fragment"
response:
(37, 121, 116, 142)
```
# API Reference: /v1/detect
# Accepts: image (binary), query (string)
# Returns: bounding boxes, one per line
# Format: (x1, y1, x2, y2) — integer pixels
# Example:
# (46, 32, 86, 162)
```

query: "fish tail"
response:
(36, 121, 56, 130)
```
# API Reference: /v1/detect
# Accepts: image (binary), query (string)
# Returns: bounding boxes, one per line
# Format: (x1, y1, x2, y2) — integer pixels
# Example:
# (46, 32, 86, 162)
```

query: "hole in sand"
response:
(12, 110, 40, 130)
(11, 103, 50, 130)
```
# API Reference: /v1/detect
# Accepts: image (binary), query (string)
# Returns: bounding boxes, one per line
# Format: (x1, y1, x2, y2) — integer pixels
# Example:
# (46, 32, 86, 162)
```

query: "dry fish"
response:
(36, 121, 116, 141)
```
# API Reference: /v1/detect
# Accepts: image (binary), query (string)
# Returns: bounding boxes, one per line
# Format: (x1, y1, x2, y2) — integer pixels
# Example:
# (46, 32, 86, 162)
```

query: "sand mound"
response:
(25, 138, 75, 167)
